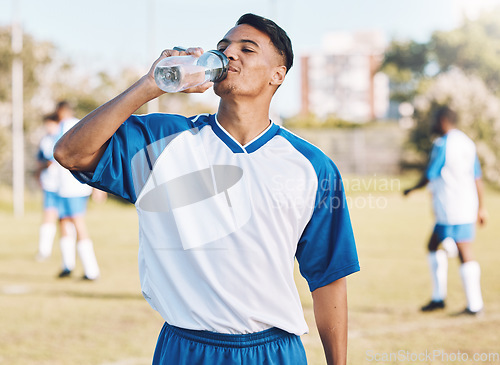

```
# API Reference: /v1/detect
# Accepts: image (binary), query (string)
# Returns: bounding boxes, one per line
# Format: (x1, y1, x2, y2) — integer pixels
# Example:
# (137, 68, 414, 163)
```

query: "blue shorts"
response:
(58, 196, 89, 219)
(434, 223, 475, 243)
(152, 323, 307, 365)
(43, 191, 60, 210)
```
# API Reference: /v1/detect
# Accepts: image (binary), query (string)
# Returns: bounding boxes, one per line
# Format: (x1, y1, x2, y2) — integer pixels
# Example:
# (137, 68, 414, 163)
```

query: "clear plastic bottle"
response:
(154, 50, 229, 93)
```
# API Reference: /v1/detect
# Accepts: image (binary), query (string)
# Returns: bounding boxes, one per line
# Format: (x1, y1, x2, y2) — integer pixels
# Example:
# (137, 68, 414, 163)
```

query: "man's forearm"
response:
(475, 177, 488, 225)
(54, 76, 162, 172)
(312, 278, 348, 365)
(476, 178, 484, 209)
(404, 173, 429, 195)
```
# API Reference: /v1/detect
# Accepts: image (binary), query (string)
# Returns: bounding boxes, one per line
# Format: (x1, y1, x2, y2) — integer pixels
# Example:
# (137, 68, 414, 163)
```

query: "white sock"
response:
(428, 250, 448, 301)
(77, 239, 100, 280)
(60, 235, 76, 271)
(37, 223, 56, 259)
(460, 261, 483, 312)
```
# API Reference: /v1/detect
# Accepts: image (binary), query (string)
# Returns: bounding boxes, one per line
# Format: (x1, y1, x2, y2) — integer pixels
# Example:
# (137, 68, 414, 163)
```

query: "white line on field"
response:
(349, 312, 500, 339)
(1, 285, 31, 295)
(100, 358, 151, 365)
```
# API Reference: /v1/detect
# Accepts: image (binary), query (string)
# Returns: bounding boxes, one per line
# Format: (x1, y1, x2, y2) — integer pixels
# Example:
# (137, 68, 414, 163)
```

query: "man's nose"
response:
(223, 45, 238, 61)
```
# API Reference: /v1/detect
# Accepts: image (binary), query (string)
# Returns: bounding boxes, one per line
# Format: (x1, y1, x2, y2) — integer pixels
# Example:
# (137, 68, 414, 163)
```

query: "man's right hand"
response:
(145, 47, 213, 95)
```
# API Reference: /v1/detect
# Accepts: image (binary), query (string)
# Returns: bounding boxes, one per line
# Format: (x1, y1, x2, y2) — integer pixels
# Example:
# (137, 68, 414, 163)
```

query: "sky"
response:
(1, 0, 500, 116)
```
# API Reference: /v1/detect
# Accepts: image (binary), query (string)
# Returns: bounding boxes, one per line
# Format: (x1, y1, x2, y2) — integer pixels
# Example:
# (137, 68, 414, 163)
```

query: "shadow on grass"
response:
(0, 286, 145, 301)
(48, 289, 145, 301)
(351, 305, 404, 315)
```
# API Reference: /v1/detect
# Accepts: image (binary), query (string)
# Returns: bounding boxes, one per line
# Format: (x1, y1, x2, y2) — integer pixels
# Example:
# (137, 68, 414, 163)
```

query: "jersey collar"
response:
(209, 114, 280, 154)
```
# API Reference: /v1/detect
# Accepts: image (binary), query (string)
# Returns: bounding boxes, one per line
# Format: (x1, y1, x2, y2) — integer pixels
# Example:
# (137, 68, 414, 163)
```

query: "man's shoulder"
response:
(124, 113, 212, 137)
(129, 112, 211, 125)
(60, 117, 80, 133)
(39, 133, 56, 145)
(276, 127, 340, 176)
(433, 134, 447, 147)
(449, 129, 474, 144)
(439, 129, 476, 155)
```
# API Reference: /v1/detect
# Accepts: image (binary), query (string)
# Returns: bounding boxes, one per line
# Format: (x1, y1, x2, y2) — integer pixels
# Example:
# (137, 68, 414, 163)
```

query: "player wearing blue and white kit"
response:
(36, 114, 61, 261)
(55, 14, 359, 364)
(404, 106, 487, 315)
(55, 102, 100, 280)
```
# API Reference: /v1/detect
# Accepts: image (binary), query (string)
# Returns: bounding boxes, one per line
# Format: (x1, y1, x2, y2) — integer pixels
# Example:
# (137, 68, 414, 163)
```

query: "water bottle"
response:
(154, 50, 229, 93)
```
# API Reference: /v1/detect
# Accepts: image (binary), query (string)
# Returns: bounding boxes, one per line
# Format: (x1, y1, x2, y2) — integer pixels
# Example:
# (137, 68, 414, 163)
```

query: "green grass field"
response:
(1, 177, 499, 365)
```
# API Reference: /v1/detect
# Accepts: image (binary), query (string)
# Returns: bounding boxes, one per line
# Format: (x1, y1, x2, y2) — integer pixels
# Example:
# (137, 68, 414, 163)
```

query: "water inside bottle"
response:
(155, 64, 207, 93)
(205, 67, 224, 82)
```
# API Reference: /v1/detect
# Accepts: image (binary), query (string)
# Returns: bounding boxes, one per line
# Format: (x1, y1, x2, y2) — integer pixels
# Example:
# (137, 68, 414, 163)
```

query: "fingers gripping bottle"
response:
(154, 50, 229, 93)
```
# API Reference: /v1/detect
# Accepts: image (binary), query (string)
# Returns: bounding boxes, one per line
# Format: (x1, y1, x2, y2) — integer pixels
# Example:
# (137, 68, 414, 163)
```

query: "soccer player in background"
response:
(35, 113, 62, 261)
(54, 14, 359, 364)
(404, 106, 487, 315)
(54, 101, 100, 280)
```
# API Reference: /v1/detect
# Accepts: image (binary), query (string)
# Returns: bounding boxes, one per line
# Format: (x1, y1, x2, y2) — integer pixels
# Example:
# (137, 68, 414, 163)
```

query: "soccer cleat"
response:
(455, 308, 484, 317)
(57, 269, 72, 278)
(421, 300, 445, 312)
(81, 275, 99, 281)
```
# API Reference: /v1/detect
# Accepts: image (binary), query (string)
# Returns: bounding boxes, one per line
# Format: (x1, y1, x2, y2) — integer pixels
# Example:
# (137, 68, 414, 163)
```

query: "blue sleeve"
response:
(474, 155, 482, 179)
(37, 148, 47, 163)
(38, 136, 55, 162)
(72, 113, 195, 203)
(295, 159, 360, 292)
(426, 137, 447, 180)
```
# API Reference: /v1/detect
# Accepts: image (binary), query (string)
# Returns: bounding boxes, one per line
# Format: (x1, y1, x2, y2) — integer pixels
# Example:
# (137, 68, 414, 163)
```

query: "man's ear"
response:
(270, 65, 287, 86)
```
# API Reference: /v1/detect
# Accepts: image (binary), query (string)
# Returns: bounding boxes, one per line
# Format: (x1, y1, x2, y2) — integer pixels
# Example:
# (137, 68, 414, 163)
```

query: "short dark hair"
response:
(56, 100, 72, 111)
(43, 113, 59, 123)
(236, 13, 294, 73)
(435, 106, 457, 125)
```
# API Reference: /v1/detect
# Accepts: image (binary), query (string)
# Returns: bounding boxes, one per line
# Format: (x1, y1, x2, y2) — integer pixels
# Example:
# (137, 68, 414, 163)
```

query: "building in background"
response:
(301, 30, 390, 123)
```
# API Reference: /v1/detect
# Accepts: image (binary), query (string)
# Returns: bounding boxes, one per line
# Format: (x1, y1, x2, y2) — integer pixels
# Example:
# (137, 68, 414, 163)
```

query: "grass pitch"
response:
(0, 177, 499, 365)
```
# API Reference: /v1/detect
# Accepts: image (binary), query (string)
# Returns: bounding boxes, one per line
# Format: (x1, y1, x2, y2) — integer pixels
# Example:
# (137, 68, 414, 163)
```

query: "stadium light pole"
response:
(12, 0, 24, 218)
(147, 0, 159, 114)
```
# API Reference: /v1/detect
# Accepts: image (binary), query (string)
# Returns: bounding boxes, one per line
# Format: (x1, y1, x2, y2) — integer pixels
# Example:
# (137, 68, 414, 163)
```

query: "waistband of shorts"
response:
(164, 322, 295, 348)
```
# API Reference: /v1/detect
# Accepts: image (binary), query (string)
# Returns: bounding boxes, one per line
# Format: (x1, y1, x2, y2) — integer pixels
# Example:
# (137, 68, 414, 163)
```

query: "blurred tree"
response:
(383, 7, 500, 97)
(381, 40, 429, 102)
(0, 27, 54, 122)
(431, 11, 500, 93)
(0, 26, 55, 184)
(405, 69, 500, 186)
(384, 7, 500, 185)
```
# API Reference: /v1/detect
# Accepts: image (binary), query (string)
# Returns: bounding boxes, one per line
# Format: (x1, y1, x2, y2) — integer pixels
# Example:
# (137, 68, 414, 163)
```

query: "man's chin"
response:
(214, 83, 235, 97)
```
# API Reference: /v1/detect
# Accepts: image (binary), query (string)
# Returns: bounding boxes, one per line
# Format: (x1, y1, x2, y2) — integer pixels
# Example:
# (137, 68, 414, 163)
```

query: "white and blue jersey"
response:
(38, 133, 60, 193)
(57, 117, 93, 198)
(73, 113, 359, 336)
(426, 129, 481, 225)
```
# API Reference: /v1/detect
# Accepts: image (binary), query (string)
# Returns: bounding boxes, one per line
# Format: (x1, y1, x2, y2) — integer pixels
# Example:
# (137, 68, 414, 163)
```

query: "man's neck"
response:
(441, 125, 456, 135)
(60, 114, 74, 122)
(217, 99, 272, 146)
